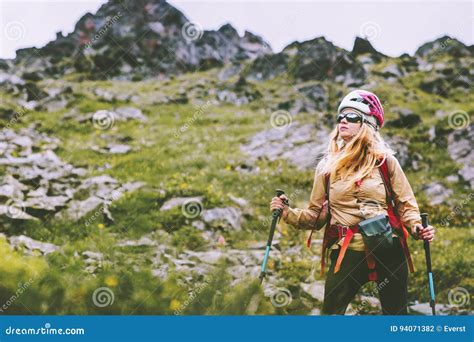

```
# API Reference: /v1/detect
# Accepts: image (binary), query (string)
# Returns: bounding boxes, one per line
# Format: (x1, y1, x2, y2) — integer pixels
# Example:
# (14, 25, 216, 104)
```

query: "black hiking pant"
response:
(322, 236, 408, 315)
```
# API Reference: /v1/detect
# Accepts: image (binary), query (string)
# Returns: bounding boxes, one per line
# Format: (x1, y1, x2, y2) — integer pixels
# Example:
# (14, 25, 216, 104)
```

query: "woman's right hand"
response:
(270, 194, 289, 220)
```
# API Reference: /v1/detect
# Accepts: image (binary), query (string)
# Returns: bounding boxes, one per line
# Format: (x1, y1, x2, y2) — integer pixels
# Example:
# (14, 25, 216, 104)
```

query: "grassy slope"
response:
(0, 63, 472, 314)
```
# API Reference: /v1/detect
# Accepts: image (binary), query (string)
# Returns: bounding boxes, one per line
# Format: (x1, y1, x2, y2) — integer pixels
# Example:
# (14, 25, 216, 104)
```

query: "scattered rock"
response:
(182, 250, 224, 265)
(92, 143, 131, 154)
(448, 125, 474, 188)
(229, 195, 248, 207)
(9, 235, 59, 255)
(116, 236, 156, 247)
(160, 196, 203, 211)
(300, 281, 325, 302)
(385, 135, 410, 168)
(94, 88, 135, 102)
(422, 182, 454, 206)
(241, 122, 330, 170)
(71, 107, 147, 123)
(202, 206, 243, 230)
(0, 126, 144, 223)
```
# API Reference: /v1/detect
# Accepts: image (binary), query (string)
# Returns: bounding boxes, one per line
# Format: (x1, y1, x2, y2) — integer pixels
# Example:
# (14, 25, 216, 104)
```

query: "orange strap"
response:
(334, 229, 354, 273)
(333, 226, 379, 282)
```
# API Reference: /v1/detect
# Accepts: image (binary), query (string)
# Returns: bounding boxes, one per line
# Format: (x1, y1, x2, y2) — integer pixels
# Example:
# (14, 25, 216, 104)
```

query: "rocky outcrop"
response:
(243, 36, 366, 86)
(240, 122, 330, 170)
(351, 36, 386, 65)
(10, 1, 271, 80)
(415, 36, 472, 59)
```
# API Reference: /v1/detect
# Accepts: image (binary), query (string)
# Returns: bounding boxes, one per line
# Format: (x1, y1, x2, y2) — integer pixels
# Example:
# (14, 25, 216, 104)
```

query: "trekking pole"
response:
(259, 189, 288, 284)
(420, 213, 436, 315)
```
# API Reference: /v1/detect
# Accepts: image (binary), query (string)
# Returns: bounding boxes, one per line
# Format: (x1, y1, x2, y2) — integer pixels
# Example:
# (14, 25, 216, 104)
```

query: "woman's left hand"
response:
(413, 223, 435, 242)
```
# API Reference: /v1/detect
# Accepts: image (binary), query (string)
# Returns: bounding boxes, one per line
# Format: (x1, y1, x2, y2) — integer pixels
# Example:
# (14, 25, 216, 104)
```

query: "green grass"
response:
(0, 65, 472, 314)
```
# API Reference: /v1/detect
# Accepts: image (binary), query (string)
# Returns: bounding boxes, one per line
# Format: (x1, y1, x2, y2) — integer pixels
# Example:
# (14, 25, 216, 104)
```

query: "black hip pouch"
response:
(358, 214, 393, 252)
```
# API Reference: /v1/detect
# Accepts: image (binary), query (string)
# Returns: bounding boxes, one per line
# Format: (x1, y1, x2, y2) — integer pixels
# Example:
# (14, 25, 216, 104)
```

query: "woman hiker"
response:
(269, 89, 435, 315)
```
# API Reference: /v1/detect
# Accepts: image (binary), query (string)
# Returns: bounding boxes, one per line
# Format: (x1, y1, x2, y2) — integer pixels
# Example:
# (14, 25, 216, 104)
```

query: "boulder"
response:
(9, 235, 59, 255)
(422, 182, 454, 206)
(241, 122, 330, 170)
(201, 206, 243, 230)
(448, 125, 474, 188)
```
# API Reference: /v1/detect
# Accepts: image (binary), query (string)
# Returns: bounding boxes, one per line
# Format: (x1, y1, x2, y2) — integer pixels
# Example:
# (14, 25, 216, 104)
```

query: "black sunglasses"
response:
(336, 112, 363, 124)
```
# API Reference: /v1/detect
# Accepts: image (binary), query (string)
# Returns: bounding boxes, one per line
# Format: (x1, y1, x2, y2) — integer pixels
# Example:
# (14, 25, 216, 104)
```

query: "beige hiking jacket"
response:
(283, 154, 422, 251)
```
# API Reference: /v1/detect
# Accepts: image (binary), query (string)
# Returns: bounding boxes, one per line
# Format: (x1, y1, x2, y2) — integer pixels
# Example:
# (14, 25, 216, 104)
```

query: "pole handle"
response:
(421, 213, 429, 228)
(275, 189, 289, 206)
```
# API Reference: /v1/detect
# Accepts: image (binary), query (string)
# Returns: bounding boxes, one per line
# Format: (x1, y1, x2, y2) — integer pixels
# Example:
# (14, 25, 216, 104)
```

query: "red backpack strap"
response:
(378, 156, 415, 273)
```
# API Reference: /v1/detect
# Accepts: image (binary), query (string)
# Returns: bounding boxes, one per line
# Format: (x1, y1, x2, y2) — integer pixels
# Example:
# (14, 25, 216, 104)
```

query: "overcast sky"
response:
(0, 0, 472, 59)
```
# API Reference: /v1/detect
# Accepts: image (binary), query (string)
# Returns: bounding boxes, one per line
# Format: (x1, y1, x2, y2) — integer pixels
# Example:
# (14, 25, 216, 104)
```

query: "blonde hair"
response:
(317, 117, 395, 187)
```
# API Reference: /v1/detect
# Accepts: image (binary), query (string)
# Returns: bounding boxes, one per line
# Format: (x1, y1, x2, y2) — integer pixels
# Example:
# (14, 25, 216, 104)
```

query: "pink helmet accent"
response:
(337, 90, 385, 128)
